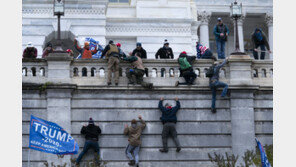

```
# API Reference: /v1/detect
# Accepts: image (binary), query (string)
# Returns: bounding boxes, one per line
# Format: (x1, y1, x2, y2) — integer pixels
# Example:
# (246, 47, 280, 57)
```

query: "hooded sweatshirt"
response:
(124, 119, 146, 146)
(251, 28, 270, 50)
(158, 100, 181, 124)
(81, 124, 102, 141)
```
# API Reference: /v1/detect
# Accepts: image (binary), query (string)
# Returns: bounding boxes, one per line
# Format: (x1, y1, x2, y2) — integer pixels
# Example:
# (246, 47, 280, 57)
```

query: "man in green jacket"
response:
(122, 52, 153, 89)
(124, 115, 146, 167)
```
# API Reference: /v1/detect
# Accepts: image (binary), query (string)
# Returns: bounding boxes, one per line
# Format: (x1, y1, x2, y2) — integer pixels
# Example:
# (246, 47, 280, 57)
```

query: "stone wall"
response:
(22, 53, 273, 166)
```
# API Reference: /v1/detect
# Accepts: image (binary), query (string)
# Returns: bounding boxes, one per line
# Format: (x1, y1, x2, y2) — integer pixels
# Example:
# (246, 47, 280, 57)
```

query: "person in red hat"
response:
(116, 43, 126, 58)
(66, 49, 74, 57)
(175, 51, 197, 86)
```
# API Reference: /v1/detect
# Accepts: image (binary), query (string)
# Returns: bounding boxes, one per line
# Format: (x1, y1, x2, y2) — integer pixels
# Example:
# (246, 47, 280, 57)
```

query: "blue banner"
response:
(29, 115, 79, 155)
(255, 138, 272, 167)
(85, 37, 103, 59)
(76, 37, 104, 59)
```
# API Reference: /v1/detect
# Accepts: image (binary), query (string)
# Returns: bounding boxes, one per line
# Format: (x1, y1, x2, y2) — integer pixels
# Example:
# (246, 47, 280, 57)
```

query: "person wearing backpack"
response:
(213, 18, 229, 59)
(175, 51, 197, 86)
(207, 57, 229, 113)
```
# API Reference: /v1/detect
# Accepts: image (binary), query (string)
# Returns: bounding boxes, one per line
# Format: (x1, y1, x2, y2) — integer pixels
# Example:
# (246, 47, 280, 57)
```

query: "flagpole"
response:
(28, 148, 31, 167)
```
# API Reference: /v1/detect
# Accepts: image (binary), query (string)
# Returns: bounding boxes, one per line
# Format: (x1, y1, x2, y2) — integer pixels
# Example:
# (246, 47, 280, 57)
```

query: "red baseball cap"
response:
(66, 49, 71, 53)
(181, 51, 187, 54)
(116, 43, 121, 47)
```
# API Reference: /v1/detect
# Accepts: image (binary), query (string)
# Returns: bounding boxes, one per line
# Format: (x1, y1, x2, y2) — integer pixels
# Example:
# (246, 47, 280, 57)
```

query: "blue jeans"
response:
(253, 44, 266, 60)
(216, 40, 226, 59)
(125, 144, 140, 164)
(210, 81, 228, 109)
(76, 140, 100, 164)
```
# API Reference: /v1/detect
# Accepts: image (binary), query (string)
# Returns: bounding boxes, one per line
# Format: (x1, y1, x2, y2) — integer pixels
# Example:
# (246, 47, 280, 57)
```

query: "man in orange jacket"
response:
(74, 39, 97, 59)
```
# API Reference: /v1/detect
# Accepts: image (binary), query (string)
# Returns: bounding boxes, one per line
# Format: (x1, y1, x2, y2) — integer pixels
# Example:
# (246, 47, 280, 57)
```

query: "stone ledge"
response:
(22, 82, 272, 91)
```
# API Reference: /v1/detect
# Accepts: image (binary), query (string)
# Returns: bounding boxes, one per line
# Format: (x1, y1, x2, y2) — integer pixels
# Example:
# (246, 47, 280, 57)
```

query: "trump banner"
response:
(255, 138, 272, 167)
(29, 115, 79, 155)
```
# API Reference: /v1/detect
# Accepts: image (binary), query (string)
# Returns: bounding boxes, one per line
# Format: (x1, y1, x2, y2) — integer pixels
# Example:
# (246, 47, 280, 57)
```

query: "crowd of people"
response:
(74, 97, 181, 167)
(22, 18, 271, 61)
(22, 17, 272, 166)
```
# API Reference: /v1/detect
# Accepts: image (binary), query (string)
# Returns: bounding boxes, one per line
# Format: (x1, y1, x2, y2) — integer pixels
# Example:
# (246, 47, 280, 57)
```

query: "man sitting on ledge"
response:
(175, 51, 197, 86)
(122, 52, 153, 89)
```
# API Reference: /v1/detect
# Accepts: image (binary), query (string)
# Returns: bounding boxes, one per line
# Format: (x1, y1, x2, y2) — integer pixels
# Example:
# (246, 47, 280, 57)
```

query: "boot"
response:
(107, 82, 111, 86)
(159, 148, 168, 153)
(175, 81, 179, 87)
(128, 160, 135, 166)
(176, 147, 181, 152)
(211, 108, 216, 114)
(148, 83, 153, 89)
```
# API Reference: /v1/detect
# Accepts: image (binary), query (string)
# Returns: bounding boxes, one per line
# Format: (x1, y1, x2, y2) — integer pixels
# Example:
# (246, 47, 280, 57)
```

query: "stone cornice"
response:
(106, 24, 191, 35)
(197, 11, 211, 24)
(265, 12, 273, 26)
(22, 7, 105, 17)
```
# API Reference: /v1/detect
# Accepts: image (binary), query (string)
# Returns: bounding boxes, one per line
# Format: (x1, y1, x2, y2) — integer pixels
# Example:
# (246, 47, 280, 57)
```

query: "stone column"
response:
(197, 11, 211, 47)
(46, 88, 75, 166)
(45, 53, 76, 166)
(232, 15, 245, 52)
(266, 12, 273, 59)
(46, 52, 73, 83)
(228, 55, 256, 164)
(191, 21, 199, 55)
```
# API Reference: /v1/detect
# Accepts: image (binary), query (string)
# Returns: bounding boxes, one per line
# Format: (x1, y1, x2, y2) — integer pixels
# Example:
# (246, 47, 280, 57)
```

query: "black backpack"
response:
(206, 65, 215, 78)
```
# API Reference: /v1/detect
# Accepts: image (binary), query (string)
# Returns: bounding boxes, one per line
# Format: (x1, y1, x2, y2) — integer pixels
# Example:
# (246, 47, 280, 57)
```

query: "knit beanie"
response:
(89, 117, 94, 124)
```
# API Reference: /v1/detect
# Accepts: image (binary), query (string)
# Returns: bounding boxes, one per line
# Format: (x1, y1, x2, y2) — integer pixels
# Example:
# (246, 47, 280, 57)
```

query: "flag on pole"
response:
(255, 138, 272, 167)
(29, 115, 79, 155)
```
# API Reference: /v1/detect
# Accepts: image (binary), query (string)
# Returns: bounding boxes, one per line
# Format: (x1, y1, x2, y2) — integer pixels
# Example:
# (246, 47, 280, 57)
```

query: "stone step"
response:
(22, 122, 231, 135)
(22, 108, 231, 121)
(71, 99, 230, 109)
(22, 148, 232, 161)
(22, 134, 232, 148)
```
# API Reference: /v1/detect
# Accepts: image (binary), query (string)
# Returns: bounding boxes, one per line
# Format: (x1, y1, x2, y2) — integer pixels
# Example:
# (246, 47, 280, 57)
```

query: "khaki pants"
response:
(107, 56, 120, 84)
(126, 69, 152, 88)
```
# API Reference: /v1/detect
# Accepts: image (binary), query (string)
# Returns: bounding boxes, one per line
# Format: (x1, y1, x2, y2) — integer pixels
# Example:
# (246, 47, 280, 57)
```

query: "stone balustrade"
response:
(22, 56, 272, 88)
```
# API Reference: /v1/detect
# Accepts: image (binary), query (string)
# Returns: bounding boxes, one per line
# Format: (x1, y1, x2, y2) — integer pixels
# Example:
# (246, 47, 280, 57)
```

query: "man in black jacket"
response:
(251, 28, 271, 60)
(155, 39, 174, 59)
(75, 118, 102, 166)
(175, 51, 197, 86)
(132, 42, 147, 59)
(158, 97, 181, 153)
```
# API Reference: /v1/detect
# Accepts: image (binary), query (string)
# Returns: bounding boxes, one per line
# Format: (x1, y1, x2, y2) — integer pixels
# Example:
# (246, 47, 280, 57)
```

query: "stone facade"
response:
(22, 53, 273, 166)
(22, 0, 273, 59)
